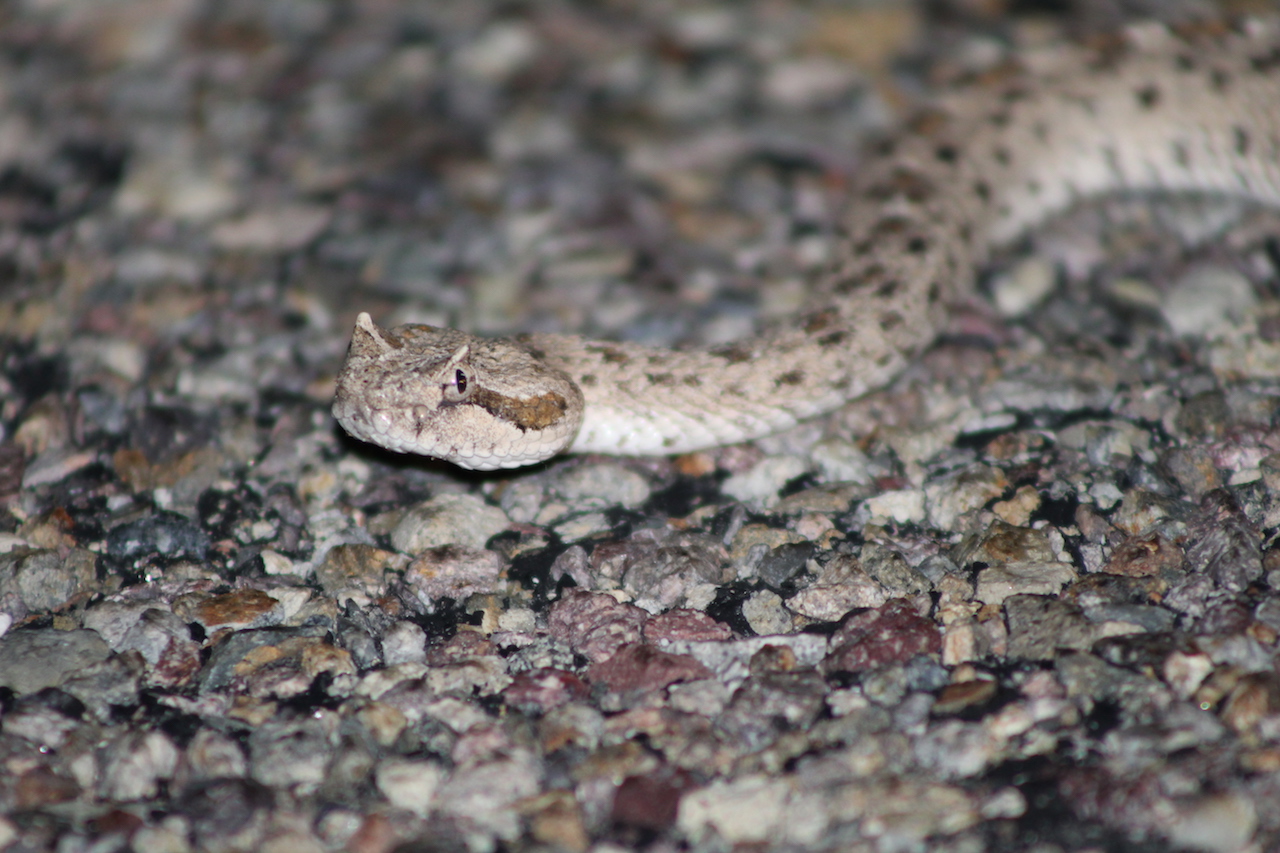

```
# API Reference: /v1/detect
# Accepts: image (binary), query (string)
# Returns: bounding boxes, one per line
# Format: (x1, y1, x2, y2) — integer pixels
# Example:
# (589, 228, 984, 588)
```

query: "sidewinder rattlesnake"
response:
(334, 18, 1280, 471)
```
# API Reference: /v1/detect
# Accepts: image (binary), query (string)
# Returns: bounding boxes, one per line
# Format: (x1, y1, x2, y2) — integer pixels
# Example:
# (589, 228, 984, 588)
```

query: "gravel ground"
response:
(3, 1, 1280, 851)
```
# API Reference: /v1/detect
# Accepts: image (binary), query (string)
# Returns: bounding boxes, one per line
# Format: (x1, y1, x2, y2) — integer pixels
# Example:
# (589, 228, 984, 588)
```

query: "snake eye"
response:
(443, 367, 474, 402)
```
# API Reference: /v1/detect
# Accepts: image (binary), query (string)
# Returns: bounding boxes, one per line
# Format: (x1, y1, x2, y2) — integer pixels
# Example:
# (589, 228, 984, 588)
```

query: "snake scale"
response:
(334, 18, 1280, 471)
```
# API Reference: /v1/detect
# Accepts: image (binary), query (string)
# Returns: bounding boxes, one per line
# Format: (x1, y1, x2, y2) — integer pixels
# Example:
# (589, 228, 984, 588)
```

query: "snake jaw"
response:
(332, 314, 584, 470)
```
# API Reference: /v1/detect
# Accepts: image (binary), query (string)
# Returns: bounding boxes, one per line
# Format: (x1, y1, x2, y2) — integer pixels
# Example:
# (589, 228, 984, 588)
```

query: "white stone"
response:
(864, 488, 927, 524)
(1163, 265, 1257, 336)
(722, 455, 809, 506)
(763, 57, 859, 108)
(381, 620, 427, 666)
(742, 589, 792, 636)
(375, 759, 444, 816)
(1167, 792, 1257, 853)
(497, 607, 537, 633)
(678, 775, 827, 846)
(554, 463, 651, 509)
(260, 549, 302, 576)
(455, 22, 539, 82)
(811, 439, 873, 485)
(100, 732, 179, 801)
(974, 561, 1077, 605)
(390, 493, 509, 552)
(991, 258, 1056, 317)
(355, 663, 429, 701)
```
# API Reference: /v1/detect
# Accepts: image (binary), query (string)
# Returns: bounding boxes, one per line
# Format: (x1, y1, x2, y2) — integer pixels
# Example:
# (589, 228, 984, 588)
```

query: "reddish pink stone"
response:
(586, 643, 712, 694)
(643, 609, 734, 643)
(822, 598, 940, 674)
(547, 590, 649, 663)
(612, 767, 696, 831)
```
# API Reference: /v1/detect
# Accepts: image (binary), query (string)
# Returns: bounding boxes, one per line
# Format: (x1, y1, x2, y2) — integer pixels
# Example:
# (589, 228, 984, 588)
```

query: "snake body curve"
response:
(334, 19, 1280, 471)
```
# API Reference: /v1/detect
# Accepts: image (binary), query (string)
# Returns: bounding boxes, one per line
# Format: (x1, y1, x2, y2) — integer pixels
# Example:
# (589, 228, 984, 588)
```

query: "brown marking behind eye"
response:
(775, 370, 805, 387)
(472, 388, 570, 431)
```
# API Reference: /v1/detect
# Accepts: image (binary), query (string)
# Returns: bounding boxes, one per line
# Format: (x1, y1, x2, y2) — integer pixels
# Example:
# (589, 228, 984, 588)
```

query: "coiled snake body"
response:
(335, 20, 1280, 471)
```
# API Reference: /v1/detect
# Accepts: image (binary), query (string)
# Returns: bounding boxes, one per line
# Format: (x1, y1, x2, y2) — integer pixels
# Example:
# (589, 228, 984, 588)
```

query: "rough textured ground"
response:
(3, 1, 1280, 851)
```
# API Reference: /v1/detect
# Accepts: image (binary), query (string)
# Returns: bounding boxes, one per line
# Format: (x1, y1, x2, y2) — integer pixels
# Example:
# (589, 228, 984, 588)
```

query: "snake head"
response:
(332, 313, 584, 470)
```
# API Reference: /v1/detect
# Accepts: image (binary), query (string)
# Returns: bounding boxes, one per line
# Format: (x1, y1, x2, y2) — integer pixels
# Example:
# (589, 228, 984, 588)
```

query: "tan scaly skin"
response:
(334, 19, 1280, 471)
